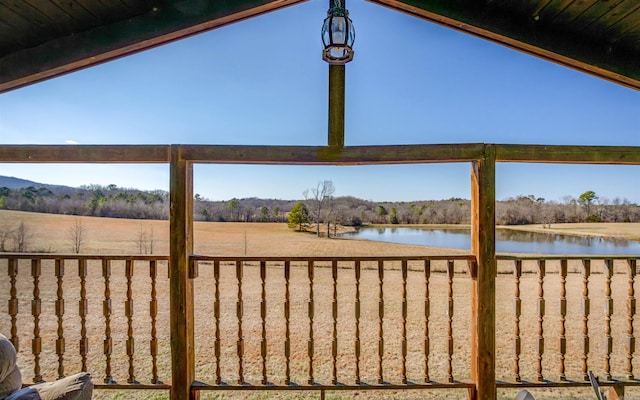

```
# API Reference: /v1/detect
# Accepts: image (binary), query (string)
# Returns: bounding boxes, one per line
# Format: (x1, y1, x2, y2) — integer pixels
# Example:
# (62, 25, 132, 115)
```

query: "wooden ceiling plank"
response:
(553, 0, 600, 26)
(0, 0, 307, 94)
(368, 0, 640, 91)
(0, 23, 20, 52)
(21, 0, 85, 32)
(608, 8, 640, 43)
(1, 1, 53, 29)
(97, 0, 139, 14)
(596, 0, 640, 29)
(78, 0, 131, 23)
(49, 0, 101, 25)
(536, 0, 575, 23)
(0, 4, 44, 49)
(487, 0, 541, 19)
(568, 0, 627, 31)
(118, 0, 158, 15)
(531, 0, 555, 19)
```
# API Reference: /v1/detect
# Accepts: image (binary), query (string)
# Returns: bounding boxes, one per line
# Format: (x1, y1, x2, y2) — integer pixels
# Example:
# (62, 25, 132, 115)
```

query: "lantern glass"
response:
(331, 16, 347, 44)
(321, 9, 355, 64)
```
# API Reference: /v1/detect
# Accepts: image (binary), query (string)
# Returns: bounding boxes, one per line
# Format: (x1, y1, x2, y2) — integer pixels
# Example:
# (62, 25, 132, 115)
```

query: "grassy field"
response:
(0, 210, 467, 256)
(500, 222, 640, 241)
(1, 210, 640, 400)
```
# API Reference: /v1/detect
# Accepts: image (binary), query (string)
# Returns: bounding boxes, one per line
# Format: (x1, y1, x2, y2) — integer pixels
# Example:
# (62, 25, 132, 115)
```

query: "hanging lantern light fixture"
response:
(321, 0, 355, 64)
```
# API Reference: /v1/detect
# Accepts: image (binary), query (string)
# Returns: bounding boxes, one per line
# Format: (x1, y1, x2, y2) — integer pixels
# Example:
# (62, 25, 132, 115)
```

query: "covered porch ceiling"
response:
(0, 0, 639, 94)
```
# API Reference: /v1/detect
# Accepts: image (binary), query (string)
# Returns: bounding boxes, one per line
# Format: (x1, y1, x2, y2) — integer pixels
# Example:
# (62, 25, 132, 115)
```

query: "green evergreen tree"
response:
(389, 207, 399, 224)
(288, 201, 309, 231)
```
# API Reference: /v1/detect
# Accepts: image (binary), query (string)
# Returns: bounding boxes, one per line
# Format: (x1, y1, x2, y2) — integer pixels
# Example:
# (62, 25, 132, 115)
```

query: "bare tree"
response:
(67, 218, 85, 253)
(135, 224, 155, 254)
(148, 227, 155, 254)
(0, 225, 13, 252)
(304, 180, 335, 237)
(136, 224, 148, 254)
(12, 221, 32, 252)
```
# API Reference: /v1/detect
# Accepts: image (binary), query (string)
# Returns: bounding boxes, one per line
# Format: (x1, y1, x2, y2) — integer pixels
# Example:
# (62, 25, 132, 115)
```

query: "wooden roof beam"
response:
(367, 0, 640, 91)
(0, 0, 307, 94)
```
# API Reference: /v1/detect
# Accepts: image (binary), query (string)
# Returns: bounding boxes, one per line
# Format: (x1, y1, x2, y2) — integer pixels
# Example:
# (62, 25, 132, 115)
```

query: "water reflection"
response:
(342, 227, 640, 254)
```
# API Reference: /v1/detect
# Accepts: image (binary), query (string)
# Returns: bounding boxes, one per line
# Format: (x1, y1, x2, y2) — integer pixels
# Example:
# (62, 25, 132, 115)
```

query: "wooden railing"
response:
(494, 255, 640, 398)
(0, 254, 171, 391)
(5, 253, 640, 399)
(189, 255, 476, 396)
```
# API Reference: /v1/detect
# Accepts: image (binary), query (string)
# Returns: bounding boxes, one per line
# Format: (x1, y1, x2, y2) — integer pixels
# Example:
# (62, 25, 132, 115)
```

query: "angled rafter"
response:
(0, 0, 306, 93)
(368, 0, 640, 91)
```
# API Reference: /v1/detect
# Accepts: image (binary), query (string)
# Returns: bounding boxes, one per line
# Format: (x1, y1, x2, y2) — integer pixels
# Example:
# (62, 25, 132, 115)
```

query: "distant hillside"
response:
(0, 175, 75, 191)
(0, 175, 46, 189)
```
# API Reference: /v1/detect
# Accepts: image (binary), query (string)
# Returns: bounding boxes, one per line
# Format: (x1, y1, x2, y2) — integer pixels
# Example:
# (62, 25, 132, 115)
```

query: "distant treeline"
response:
(1, 185, 640, 225)
(0, 184, 168, 219)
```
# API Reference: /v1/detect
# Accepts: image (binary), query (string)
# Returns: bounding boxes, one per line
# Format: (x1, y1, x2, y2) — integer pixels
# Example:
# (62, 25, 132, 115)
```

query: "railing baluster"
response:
(378, 260, 384, 384)
(627, 259, 636, 380)
(537, 260, 545, 382)
(55, 258, 65, 379)
(308, 260, 315, 384)
(102, 258, 113, 384)
(236, 260, 244, 384)
(605, 258, 613, 381)
(354, 260, 361, 385)
(149, 260, 159, 384)
(32, 259, 43, 383)
(260, 260, 267, 385)
(214, 260, 221, 385)
(424, 259, 431, 383)
(447, 259, 454, 383)
(582, 260, 591, 381)
(514, 260, 522, 382)
(78, 259, 89, 372)
(8, 258, 18, 352)
(559, 259, 567, 381)
(125, 259, 135, 382)
(401, 259, 408, 384)
(284, 260, 291, 385)
(331, 260, 338, 385)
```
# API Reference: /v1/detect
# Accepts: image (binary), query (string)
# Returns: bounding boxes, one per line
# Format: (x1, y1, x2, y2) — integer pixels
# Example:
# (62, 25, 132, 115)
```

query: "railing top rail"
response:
(0, 253, 169, 260)
(4, 253, 637, 262)
(191, 254, 476, 262)
(498, 254, 640, 260)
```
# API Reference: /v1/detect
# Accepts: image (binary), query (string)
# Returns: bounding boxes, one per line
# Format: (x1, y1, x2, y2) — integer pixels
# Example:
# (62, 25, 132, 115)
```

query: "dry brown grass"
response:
(500, 223, 640, 241)
(1, 210, 640, 400)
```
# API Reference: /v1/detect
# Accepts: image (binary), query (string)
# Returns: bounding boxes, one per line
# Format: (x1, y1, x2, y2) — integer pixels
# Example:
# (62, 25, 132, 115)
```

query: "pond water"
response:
(341, 227, 640, 254)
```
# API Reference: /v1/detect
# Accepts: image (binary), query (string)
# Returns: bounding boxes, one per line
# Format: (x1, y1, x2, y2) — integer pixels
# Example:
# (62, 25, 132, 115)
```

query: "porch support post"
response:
(470, 144, 497, 400)
(328, 64, 345, 148)
(169, 145, 196, 400)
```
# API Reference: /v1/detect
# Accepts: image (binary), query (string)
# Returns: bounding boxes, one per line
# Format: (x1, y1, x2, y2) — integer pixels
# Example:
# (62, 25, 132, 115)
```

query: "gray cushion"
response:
(0, 333, 92, 400)
(5, 373, 93, 400)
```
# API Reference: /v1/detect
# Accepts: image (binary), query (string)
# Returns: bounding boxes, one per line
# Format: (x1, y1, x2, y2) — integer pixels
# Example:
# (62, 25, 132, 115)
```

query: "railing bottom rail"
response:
(497, 380, 640, 388)
(192, 381, 475, 391)
(94, 383, 171, 390)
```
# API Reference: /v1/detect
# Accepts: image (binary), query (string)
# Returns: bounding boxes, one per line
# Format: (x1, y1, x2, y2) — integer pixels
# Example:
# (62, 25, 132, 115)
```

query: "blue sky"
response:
(1, 0, 639, 203)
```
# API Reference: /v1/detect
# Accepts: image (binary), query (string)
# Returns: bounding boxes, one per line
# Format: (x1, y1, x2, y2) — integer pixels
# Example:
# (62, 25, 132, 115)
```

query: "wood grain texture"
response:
(3, 144, 640, 165)
(169, 145, 195, 400)
(470, 144, 496, 400)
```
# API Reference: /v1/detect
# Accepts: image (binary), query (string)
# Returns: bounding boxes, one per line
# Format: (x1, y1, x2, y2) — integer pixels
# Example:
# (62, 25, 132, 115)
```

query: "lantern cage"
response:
(321, 3, 355, 64)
